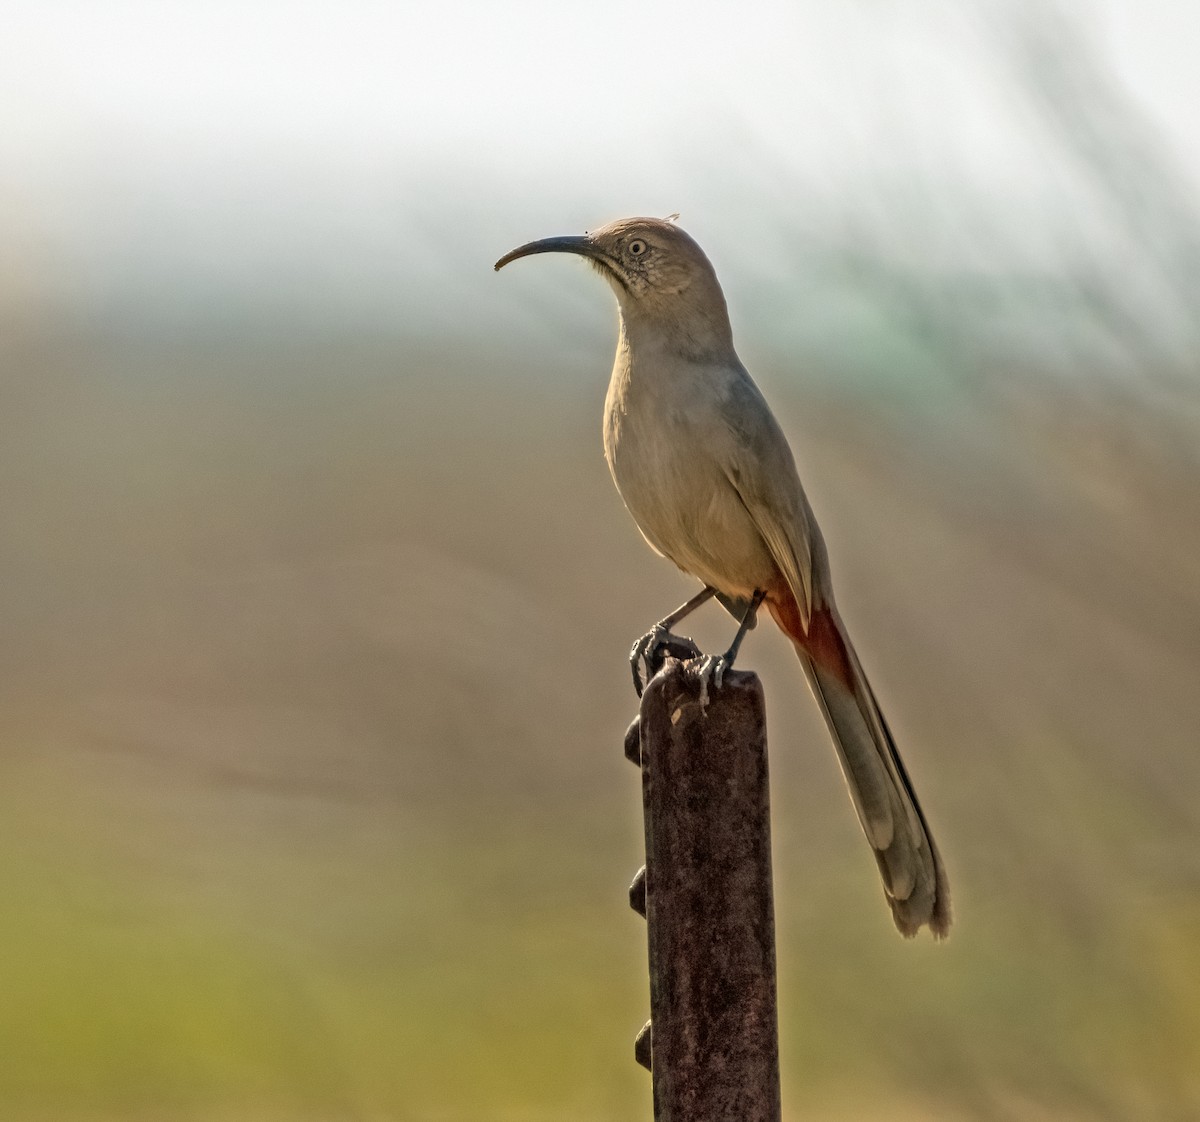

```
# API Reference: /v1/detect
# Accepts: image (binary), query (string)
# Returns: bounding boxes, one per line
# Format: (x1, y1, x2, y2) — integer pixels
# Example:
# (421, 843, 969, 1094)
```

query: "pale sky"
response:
(2, 0, 1197, 178)
(3, 0, 1198, 347)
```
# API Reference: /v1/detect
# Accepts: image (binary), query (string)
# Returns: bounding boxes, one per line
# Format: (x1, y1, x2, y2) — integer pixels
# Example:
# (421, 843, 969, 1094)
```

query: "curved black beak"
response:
(494, 234, 601, 272)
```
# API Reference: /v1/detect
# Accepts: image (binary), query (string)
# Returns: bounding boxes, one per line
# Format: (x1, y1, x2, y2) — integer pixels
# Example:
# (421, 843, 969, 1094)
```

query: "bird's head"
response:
(495, 216, 733, 359)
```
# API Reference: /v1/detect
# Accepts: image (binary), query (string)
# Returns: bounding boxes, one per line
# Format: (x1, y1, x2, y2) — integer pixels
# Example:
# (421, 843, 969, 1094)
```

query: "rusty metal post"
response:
(626, 642, 782, 1122)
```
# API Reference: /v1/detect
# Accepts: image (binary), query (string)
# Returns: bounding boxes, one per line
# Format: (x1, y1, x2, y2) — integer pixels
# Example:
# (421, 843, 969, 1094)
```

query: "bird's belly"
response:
(607, 426, 777, 598)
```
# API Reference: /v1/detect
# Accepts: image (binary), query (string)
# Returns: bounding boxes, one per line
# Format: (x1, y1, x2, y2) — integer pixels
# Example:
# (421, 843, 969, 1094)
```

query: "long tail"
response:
(771, 596, 951, 938)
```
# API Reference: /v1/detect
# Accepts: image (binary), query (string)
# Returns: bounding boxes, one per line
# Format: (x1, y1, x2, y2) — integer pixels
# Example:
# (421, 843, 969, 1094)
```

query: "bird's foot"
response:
(630, 628, 703, 696)
(630, 625, 670, 696)
(694, 652, 732, 711)
(628, 587, 718, 696)
(696, 652, 732, 690)
(692, 589, 763, 708)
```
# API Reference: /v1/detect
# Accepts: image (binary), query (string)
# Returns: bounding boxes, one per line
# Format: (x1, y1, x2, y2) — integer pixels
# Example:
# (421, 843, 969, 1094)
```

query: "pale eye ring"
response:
(628, 239, 648, 257)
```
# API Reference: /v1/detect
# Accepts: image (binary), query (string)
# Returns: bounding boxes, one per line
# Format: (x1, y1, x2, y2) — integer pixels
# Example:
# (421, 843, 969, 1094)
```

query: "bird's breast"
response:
(602, 351, 778, 597)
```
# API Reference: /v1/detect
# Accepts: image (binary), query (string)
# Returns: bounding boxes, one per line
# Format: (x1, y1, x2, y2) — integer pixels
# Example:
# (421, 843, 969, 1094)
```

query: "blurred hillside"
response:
(2, 322, 1199, 1121)
(3, 1, 1200, 1120)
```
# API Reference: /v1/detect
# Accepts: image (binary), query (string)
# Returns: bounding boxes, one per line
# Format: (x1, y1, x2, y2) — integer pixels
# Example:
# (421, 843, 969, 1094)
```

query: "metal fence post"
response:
(626, 641, 783, 1121)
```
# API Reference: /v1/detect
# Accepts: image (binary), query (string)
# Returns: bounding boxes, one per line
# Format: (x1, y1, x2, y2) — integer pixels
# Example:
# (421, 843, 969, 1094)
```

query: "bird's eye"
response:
(628, 239, 647, 257)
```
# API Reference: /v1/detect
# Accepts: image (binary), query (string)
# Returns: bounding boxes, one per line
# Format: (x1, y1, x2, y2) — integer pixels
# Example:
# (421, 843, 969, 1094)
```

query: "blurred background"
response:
(3, 0, 1200, 1118)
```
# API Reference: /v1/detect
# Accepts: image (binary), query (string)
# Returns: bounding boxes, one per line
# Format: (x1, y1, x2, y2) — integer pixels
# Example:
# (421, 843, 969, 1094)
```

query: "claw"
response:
(630, 625, 668, 696)
(697, 654, 730, 689)
(697, 589, 764, 708)
(628, 587, 719, 696)
(694, 653, 731, 711)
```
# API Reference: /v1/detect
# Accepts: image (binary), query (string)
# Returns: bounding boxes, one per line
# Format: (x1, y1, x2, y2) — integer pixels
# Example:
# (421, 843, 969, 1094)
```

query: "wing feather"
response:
(718, 390, 819, 627)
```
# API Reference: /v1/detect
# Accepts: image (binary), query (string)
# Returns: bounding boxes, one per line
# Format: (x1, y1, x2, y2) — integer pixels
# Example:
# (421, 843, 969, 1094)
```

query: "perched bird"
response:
(495, 217, 950, 939)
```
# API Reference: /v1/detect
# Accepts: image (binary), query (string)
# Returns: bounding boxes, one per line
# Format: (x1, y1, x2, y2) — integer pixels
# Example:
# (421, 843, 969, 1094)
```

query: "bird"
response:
(495, 216, 950, 939)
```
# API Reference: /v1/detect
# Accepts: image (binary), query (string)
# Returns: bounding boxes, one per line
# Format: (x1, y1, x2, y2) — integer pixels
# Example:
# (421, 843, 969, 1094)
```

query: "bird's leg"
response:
(697, 589, 766, 691)
(630, 585, 717, 695)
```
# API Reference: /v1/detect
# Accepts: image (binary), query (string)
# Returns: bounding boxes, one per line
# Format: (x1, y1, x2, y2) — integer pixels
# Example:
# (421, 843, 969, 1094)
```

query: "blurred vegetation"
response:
(2, 320, 1199, 1120)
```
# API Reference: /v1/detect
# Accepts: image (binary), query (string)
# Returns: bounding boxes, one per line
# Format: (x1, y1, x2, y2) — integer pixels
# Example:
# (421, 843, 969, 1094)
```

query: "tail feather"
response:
(777, 599, 951, 939)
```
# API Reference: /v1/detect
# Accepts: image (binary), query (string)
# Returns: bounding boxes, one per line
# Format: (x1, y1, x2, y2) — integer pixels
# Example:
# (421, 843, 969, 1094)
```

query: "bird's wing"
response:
(717, 374, 819, 629)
